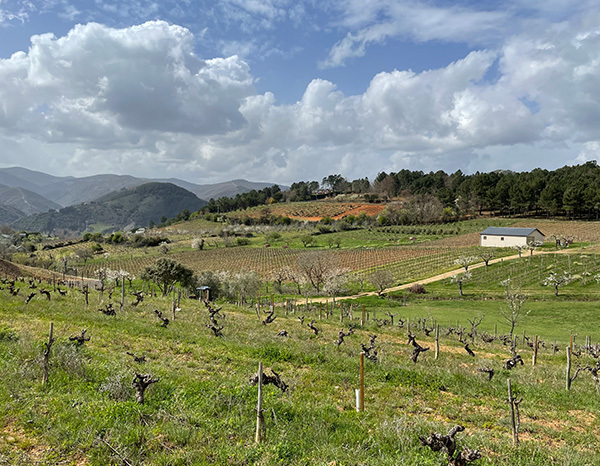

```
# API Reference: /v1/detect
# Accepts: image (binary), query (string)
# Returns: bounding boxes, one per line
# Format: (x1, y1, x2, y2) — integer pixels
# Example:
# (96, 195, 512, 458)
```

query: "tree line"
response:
(200, 161, 600, 220)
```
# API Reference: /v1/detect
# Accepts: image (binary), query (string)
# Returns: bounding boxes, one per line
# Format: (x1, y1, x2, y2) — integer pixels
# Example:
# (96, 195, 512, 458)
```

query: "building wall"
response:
(529, 230, 545, 243)
(480, 232, 544, 248)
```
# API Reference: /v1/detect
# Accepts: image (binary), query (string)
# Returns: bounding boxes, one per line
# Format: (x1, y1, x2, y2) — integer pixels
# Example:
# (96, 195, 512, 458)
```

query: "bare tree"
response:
(478, 248, 495, 267)
(369, 269, 395, 296)
(500, 286, 528, 338)
(270, 268, 289, 294)
(297, 253, 331, 292)
(450, 272, 471, 297)
(351, 272, 368, 292)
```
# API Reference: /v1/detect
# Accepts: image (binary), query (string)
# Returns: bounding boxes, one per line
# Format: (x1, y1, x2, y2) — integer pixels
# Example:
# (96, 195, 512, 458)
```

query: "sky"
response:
(0, 1, 599, 186)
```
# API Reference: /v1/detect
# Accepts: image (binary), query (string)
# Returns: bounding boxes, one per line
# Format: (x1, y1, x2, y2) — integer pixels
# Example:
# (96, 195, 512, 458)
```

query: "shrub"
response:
(408, 283, 427, 294)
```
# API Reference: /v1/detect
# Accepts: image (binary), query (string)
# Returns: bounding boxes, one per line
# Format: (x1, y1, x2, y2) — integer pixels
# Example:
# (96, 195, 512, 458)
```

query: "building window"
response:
(483, 236, 487, 240)
(501, 237, 504, 241)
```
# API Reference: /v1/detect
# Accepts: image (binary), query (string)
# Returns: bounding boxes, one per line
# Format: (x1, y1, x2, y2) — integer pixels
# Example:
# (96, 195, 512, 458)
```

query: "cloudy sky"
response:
(0, 0, 599, 185)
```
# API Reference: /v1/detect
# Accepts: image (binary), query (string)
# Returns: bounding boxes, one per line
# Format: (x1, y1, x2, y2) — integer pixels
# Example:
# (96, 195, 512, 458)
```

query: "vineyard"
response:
(76, 245, 486, 283)
(1, 273, 600, 465)
(435, 251, 600, 298)
(229, 201, 386, 221)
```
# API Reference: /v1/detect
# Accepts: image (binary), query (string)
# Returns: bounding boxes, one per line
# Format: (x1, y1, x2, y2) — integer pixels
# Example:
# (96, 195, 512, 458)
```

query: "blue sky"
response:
(0, 0, 599, 185)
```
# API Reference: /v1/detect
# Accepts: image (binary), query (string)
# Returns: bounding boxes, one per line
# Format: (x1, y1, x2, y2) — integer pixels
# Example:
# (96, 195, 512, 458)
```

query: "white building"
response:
(480, 227, 545, 248)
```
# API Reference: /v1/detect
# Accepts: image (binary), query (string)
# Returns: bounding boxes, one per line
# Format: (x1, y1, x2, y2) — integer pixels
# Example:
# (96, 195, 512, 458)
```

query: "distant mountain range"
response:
(0, 167, 285, 207)
(0, 166, 286, 231)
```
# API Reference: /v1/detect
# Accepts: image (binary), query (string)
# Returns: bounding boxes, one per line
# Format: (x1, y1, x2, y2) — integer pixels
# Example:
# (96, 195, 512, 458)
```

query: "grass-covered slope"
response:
(11, 182, 207, 234)
(1, 279, 599, 465)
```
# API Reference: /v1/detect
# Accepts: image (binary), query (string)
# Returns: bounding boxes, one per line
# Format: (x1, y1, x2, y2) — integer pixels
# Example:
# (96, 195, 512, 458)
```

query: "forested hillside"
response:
(11, 183, 206, 234)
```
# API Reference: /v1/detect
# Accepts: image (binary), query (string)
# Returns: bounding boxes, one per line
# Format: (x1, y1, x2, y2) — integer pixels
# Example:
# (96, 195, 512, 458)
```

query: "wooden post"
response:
(172, 288, 176, 321)
(340, 305, 343, 323)
(570, 334, 574, 354)
(42, 322, 54, 386)
(507, 378, 519, 446)
(120, 277, 125, 312)
(435, 324, 440, 360)
(350, 304, 353, 320)
(494, 323, 497, 338)
(255, 362, 265, 443)
(361, 305, 365, 326)
(532, 335, 538, 366)
(566, 346, 572, 391)
(256, 295, 260, 319)
(319, 303, 322, 320)
(359, 352, 365, 412)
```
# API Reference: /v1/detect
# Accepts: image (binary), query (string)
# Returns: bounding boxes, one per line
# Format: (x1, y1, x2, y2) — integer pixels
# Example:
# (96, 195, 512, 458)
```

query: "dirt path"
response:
(308, 248, 571, 304)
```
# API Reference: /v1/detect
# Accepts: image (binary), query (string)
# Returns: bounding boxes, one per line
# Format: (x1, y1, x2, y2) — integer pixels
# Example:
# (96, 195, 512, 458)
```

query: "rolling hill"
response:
(0, 184, 62, 216)
(11, 182, 207, 234)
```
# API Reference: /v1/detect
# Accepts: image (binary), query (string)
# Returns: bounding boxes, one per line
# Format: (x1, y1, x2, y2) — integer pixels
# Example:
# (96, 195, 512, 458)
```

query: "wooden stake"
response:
(359, 352, 365, 412)
(434, 324, 440, 360)
(507, 378, 519, 446)
(172, 288, 176, 321)
(255, 362, 265, 443)
(570, 334, 574, 354)
(532, 335, 538, 366)
(42, 322, 55, 386)
(566, 346, 572, 391)
(120, 277, 125, 312)
(361, 305, 365, 326)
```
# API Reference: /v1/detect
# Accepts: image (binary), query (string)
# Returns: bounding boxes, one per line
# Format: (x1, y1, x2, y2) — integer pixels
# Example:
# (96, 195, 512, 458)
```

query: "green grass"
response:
(1, 279, 600, 465)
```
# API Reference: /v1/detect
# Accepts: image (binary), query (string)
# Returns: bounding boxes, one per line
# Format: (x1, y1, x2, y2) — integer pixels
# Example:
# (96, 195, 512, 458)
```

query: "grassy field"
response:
(1, 274, 600, 465)
(3, 216, 600, 464)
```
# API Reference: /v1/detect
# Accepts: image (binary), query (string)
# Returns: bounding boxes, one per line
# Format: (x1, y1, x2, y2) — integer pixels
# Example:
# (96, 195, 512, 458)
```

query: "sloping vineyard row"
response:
(79, 246, 469, 279)
(357, 247, 481, 283)
(468, 253, 600, 288)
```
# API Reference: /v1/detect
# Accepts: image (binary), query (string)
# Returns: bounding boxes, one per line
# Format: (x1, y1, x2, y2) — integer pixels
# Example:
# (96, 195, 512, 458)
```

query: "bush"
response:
(236, 237, 250, 246)
(408, 283, 427, 294)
